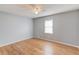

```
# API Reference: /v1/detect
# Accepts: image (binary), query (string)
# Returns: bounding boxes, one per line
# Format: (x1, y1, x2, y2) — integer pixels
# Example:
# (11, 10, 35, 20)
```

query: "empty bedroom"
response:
(0, 4, 79, 55)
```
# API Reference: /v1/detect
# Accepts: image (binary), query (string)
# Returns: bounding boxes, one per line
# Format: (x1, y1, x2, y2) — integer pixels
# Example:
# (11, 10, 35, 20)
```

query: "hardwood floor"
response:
(0, 38, 79, 55)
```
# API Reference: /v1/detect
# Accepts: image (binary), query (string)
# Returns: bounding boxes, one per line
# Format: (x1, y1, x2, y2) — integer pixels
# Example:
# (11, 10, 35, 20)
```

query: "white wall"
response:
(0, 12, 33, 46)
(33, 10, 79, 46)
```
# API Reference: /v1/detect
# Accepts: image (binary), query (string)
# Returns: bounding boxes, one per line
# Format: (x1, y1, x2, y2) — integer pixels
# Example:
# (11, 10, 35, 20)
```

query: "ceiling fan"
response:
(19, 4, 43, 14)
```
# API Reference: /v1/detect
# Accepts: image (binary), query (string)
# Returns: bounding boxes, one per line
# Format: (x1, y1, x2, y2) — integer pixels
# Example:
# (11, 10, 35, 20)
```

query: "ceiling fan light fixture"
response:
(33, 7, 39, 14)
(35, 11, 39, 14)
(20, 4, 43, 15)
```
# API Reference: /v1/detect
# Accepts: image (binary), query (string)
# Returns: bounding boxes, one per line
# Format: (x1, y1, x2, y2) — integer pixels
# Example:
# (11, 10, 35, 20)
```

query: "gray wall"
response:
(0, 12, 33, 46)
(33, 10, 79, 46)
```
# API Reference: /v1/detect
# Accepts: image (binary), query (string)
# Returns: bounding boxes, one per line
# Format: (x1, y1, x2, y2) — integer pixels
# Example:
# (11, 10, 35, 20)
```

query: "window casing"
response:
(44, 20, 53, 34)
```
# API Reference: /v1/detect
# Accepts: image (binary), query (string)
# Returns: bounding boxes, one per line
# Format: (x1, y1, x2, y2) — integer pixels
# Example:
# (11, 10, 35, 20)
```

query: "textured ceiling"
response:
(0, 4, 79, 18)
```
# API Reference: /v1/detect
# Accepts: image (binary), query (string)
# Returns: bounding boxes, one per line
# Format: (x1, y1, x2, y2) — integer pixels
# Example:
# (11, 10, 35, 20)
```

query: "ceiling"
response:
(0, 4, 79, 18)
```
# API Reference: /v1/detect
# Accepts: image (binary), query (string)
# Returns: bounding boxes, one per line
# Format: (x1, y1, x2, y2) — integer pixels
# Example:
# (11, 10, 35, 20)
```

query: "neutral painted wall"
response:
(33, 10, 79, 46)
(0, 12, 33, 46)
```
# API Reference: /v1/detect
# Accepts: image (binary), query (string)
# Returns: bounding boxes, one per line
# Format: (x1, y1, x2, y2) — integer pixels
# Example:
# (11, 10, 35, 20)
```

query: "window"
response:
(44, 20, 53, 34)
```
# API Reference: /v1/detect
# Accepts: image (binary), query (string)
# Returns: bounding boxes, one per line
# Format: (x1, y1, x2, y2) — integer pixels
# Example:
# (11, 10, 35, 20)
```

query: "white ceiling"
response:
(0, 4, 79, 18)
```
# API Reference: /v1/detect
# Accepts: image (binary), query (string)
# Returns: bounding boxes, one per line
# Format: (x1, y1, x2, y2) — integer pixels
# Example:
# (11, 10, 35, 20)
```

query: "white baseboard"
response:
(1, 37, 79, 49)
(0, 36, 33, 47)
(36, 37, 79, 48)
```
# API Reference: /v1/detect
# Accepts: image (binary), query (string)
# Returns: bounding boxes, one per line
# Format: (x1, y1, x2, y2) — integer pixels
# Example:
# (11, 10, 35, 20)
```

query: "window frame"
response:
(44, 19, 53, 34)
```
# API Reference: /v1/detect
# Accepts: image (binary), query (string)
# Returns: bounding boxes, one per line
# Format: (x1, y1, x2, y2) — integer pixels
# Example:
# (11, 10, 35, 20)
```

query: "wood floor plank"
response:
(0, 38, 79, 55)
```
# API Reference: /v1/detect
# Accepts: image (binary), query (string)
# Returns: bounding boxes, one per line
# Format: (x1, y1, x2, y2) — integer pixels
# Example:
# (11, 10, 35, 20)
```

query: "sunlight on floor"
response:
(43, 43, 53, 55)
